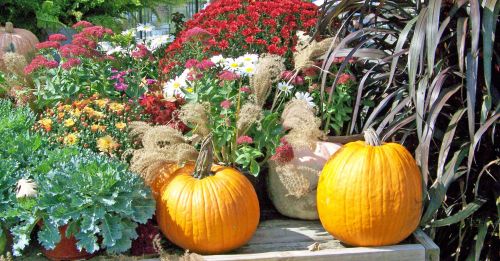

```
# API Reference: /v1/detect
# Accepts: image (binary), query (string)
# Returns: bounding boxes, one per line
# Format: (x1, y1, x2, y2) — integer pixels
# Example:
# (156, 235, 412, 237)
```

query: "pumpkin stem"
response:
(194, 133, 214, 179)
(364, 128, 382, 146)
(5, 22, 14, 33)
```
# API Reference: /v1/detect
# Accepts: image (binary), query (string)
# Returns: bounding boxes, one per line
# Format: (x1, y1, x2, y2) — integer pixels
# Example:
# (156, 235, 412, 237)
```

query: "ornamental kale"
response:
(9, 149, 156, 256)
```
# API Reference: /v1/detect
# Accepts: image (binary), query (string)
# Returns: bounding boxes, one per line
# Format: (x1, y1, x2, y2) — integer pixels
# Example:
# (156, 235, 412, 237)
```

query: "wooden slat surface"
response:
(144, 219, 437, 261)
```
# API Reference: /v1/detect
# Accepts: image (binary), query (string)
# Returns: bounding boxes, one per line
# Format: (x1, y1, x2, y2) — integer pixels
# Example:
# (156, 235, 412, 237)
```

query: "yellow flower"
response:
(63, 105, 72, 112)
(115, 122, 127, 130)
(70, 108, 82, 117)
(108, 102, 125, 113)
(38, 118, 52, 132)
(64, 118, 75, 127)
(94, 99, 108, 108)
(63, 133, 78, 145)
(186, 87, 194, 93)
(93, 111, 105, 119)
(97, 135, 118, 154)
(83, 106, 95, 116)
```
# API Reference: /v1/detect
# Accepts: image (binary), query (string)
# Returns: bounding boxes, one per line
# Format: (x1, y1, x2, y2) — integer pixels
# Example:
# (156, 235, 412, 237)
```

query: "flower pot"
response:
(267, 141, 342, 220)
(39, 224, 97, 261)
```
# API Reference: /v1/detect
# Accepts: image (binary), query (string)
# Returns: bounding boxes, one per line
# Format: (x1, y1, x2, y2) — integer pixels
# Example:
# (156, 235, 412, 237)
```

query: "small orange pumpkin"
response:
(156, 135, 260, 254)
(0, 22, 39, 69)
(317, 128, 422, 246)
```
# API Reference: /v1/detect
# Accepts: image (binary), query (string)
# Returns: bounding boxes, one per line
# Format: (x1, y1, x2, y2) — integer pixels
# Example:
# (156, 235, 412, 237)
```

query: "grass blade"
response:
(482, 0, 500, 110)
(437, 109, 466, 180)
(362, 91, 398, 131)
(430, 199, 486, 227)
(387, 16, 418, 88)
(408, 7, 428, 102)
(426, 0, 442, 76)
(457, 17, 469, 74)
(466, 53, 478, 143)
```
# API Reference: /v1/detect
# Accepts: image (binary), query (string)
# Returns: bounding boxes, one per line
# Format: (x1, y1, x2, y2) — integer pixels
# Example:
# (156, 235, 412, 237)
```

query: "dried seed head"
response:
(250, 54, 286, 106)
(237, 102, 263, 133)
(3, 52, 27, 76)
(294, 37, 336, 71)
(179, 102, 210, 137)
(281, 99, 323, 149)
(142, 125, 186, 149)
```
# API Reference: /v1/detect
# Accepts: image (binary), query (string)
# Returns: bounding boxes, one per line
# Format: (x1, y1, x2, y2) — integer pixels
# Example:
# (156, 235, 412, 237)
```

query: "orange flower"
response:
(38, 118, 52, 132)
(108, 102, 125, 113)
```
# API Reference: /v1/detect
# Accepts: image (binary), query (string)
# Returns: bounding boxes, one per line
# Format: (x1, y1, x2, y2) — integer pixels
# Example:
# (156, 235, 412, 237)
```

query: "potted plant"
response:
(9, 148, 156, 259)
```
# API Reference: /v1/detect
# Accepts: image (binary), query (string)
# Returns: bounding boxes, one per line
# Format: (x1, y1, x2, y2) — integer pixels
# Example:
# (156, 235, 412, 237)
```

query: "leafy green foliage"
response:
(9, 149, 155, 256)
(316, 1, 499, 259)
(0, 100, 155, 256)
(0, 0, 185, 37)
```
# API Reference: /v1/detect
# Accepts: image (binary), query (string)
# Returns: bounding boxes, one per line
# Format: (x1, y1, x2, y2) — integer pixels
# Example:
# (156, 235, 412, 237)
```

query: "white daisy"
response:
(277, 82, 294, 95)
(240, 63, 257, 76)
(136, 23, 155, 32)
(121, 28, 137, 36)
(224, 58, 242, 72)
(295, 92, 316, 108)
(148, 34, 175, 51)
(239, 53, 259, 64)
(210, 54, 225, 65)
(107, 46, 125, 55)
(163, 75, 187, 98)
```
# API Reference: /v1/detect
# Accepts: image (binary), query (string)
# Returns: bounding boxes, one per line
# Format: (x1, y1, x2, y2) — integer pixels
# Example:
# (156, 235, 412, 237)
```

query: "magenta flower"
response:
(24, 55, 58, 74)
(115, 82, 128, 91)
(59, 44, 90, 58)
(35, 41, 61, 50)
(146, 79, 157, 85)
(237, 136, 253, 145)
(185, 59, 199, 68)
(196, 59, 215, 70)
(72, 21, 93, 29)
(61, 58, 81, 70)
(240, 86, 252, 93)
(220, 100, 232, 109)
(183, 27, 212, 42)
(218, 70, 240, 81)
(48, 34, 68, 42)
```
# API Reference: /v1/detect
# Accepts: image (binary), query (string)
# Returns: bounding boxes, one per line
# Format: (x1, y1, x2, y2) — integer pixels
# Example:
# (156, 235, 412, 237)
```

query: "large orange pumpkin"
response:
(317, 128, 422, 246)
(156, 136, 260, 254)
(0, 22, 39, 70)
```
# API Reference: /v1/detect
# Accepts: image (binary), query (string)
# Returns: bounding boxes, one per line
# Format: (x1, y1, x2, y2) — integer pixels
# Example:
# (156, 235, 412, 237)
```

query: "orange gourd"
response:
(0, 22, 39, 69)
(156, 135, 260, 254)
(317, 128, 422, 246)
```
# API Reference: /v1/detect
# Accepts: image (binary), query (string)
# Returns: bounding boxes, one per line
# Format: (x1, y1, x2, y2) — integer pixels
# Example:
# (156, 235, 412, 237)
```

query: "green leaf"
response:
(99, 214, 123, 248)
(430, 199, 486, 227)
(130, 198, 156, 224)
(37, 220, 62, 250)
(75, 231, 100, 254)
(249, 160, 260, 176)
(105, 220, 138, 254)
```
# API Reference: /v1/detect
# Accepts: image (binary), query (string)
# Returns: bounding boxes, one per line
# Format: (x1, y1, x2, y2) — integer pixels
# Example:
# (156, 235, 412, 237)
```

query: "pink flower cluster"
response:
(48, 34, 68, 42)
(24, 55, 58, 74)
(61, 58, 81, 70)
(185, 59, 215, 70)
(281, 71, 304, 85)
(109, 70, 130, 92)
(237, 135, 253, 145)
(36, 41, 61, 50)
(131, 44, 151, 59)
(271, 138, 294, 163)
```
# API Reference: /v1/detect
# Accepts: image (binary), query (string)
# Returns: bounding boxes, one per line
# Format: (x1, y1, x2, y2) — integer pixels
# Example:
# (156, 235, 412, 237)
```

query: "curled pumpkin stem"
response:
(364, 128, 382, 146)
(194, 133, 214, 179)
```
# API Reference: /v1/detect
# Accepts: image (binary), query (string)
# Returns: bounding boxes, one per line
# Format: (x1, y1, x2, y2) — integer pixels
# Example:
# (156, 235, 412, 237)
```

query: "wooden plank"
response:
(204, 244, 426, 261)
(413, 229, 440, 261)
(142, 219, 436, 261)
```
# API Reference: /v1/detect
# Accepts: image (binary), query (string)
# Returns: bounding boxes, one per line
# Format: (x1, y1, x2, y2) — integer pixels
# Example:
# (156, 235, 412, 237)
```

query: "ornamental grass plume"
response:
(179, 102, 210, 137)
(270, 100, 325, 199)
(281, 99, 323, 149)
(129, 122, 198, 187)
(3, 52, 27, 76)
(250, 54, 286, 106)
(236, 102, 263, 133)
(15, 178, 37, 198)
(294, 37, 336, 71)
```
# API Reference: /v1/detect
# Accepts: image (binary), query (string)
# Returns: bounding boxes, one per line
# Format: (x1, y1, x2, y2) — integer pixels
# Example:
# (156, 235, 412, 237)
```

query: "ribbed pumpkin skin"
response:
(317, 141, 422, 246)
(0, 23, 39, 69)
(150, 163, 183, 199)
(157, 163, 260, 254)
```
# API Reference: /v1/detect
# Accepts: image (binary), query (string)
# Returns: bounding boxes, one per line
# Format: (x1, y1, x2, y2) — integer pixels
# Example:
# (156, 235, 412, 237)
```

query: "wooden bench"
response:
(199, 219, 439, 261)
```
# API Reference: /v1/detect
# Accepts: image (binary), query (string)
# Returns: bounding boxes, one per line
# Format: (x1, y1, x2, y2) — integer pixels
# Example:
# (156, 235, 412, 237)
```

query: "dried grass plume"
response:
(294, 37, 336, 71)
(179, 103, 210, 137)
(250, 54, 286, 106)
